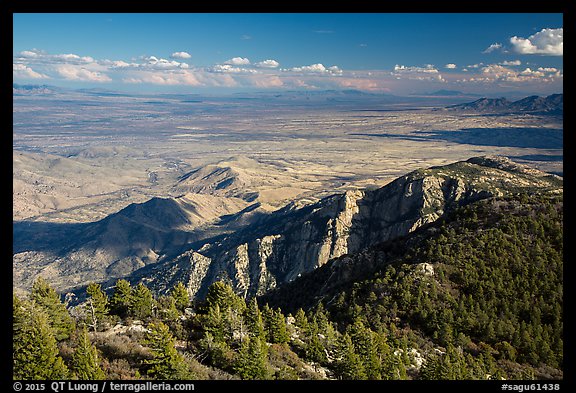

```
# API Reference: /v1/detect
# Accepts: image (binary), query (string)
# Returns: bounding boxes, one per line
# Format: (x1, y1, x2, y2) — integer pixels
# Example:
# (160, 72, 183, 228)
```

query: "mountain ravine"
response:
(125, 156, 562, 300)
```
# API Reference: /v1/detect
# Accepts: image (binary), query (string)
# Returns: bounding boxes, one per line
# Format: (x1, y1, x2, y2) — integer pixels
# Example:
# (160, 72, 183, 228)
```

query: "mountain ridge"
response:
(447, 93, 563, 114)
(13, 156, 562, 300)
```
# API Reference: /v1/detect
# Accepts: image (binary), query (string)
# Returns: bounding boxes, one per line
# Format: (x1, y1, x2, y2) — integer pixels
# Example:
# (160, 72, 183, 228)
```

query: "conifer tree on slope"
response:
(86, 282, 109, 332)
(72, 326, 105, 380)
(143, 321, 191, 379)
(30, 277, 74, 341)
(13, 295, 68, 380)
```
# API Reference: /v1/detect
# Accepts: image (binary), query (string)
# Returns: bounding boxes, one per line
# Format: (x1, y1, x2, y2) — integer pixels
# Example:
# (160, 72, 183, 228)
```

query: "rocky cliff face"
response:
(135, 156, 562, 300)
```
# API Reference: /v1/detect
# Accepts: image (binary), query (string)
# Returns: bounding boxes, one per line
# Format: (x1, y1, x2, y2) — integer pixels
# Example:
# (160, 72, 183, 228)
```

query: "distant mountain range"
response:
(13, 83, 58, 95)
(447, 93, 563, 114)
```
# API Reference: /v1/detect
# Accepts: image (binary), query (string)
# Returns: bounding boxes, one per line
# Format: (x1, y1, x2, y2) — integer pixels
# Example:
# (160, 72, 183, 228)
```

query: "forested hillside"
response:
(13, 194, 563, 380)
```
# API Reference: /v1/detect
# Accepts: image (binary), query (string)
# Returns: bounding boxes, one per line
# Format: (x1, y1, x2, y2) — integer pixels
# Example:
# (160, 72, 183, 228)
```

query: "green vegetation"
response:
(13, 194, 562, 380)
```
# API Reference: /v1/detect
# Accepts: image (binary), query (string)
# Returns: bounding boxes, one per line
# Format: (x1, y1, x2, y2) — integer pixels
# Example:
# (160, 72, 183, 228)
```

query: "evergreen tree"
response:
(304, 319, 327, 366)
(30, 277, 74, 341)
(204, 304, 226, 343)
(157, 295, 179, 323)
(205, 281, 245, 313)
(348, 319, 381, 379)
(171, 282, 190, 312)
(268, 309, 290, 344)
(244, 298, 266, 341)
(13, 295, 69, 379)
(294, 308, 309, 330)
(130, 283, 154, 320)
(143, 322, 191, 379)
(109, 279, 132, 318)
(86, 282, 109, 331)
(72, 327, 105, 380)
(234, 336, 269, 380)
(334, 333, 366, 380)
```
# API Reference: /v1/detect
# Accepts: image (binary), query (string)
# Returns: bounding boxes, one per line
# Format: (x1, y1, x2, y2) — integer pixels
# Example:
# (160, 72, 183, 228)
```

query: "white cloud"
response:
(445, 63, 457, 69)
(461, 63, 563, 83)
(16, 49, 94, 65)
(142, 56, 189, 69)
(55, 64, 111, 82)
(520, 67, 545, 77)
(254, 59, 280, 68)
(482, 43, 502, 54)
(538, 67, 558, 73)
(19, 50, 41, 58)
(392, 64, 445, 82)
(286, 63, 342, 75)
(510, 28, 563, 56)
(210, 64, 258, 74)
(224, 57, 250, 65)
(170, 51, 191, 59)
(394, 64, 439, 73)
(13, 64, 49, 79)
(500, 60, 521, 66)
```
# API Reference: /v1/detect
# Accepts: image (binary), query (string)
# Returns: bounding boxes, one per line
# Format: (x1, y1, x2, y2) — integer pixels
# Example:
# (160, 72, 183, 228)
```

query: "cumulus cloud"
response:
(224, 57, 250, 65)
(500, 60, 521, 66)
(482, 43, 502, 54)
(510, 28, 562, 56)
(254, 59, 280, 68)
(55, 64, 111, 82)
(287, 63, 343, 75)
(142, 56, 189, 69)
(458, 63, 564, 83)
(170, 51, 191, 59)
(445, 63, 457, 69)
(13, 64, 49, 79)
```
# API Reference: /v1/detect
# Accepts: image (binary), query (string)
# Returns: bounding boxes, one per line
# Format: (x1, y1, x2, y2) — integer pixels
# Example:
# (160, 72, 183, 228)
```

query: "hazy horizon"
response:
(13, 13, 563, 96)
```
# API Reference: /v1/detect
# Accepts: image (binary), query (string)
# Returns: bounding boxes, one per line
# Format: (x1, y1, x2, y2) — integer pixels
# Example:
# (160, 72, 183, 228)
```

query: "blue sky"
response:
(13, 13, 563, 95)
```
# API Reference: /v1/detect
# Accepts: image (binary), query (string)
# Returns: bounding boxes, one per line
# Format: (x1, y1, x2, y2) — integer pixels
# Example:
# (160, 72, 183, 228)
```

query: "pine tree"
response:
(30, 277, 74, 341)
(86, 282, 109, 331)
(13, 295, 69, 379)
(72, 327, 105, 380)
(109, 279, 132, 318)
(244, 298, 266, 341)
(205, 281, 245, 313)
(334, 333, 366, 380)
(171, 282, 190, 312)
(348, 320, 381, 379)
(131, 283, 154, 320)
(234, 336, 269, 380)
(305, 319, 327, 366)
(268, 309, 290, 344)
(143, 322, 191, 379)
(204, 304, 226, 343)
(294, 308, 309, 330)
